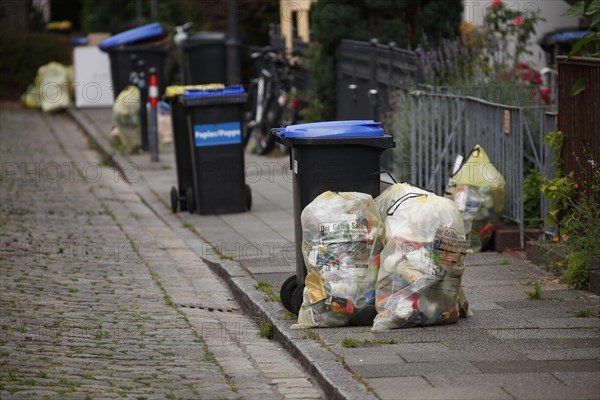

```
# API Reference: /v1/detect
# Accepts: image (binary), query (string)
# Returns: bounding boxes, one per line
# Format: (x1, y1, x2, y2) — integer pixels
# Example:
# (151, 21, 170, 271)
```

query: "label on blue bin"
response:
(193, 122, 242, 147)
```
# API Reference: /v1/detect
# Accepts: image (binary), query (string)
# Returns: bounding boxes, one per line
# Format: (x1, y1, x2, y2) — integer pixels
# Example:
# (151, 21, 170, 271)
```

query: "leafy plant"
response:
(527, 282, 542, 299)
(254, 280, 280, 303)
(562, 251, 591, 289)
(541, 131, 577, 228)
(303, 329, 321, 341)
(573, 309, 599, 318)
(257, 319, 273, 339)
(524, 169, 543, 228)
(564, 0, 600, 58)
(340, 338, 361, 348)
(483, 0, 544, 69)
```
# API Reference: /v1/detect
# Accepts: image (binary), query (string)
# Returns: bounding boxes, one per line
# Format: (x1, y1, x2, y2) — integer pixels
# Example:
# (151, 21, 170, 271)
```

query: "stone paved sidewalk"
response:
(69, 107, 600, 400)
(0, 107, 323, 399)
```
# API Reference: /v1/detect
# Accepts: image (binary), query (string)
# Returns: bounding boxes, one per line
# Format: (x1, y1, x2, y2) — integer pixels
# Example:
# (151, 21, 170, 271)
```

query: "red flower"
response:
(538, 87, 551, 105)
(492, 0, 503, 8)
(514, 16, 525, 26)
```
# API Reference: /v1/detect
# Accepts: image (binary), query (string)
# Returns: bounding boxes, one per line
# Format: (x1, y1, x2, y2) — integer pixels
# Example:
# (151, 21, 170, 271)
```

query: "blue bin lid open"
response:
(183, 85, 245, 99)
(273, 120, 383, 139)
(99, 23, 166, 50)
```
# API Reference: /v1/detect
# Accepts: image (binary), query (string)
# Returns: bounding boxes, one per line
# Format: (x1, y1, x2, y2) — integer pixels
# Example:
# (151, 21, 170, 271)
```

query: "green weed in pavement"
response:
(341, 338, 361, 348)
(303, 329, 320, 341)
(258, 319, 274, 339)
(527, 282, 542, 300)
(573, 309, 599, 318)
(255, 280, 280, 303)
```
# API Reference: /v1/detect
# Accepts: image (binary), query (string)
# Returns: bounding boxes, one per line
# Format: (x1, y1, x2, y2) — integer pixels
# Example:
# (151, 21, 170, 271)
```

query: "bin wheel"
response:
(245, 184, 252, 211)
(170, 186, 178, 213)
(186, 187, 195, 214)
(291, 283, 305, 315)
(280, 275, 298, 313)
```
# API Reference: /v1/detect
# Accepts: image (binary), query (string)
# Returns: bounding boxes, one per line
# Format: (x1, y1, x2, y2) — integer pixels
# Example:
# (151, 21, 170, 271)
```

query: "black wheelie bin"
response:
(181, 86, 252, 215)
(272, 120, 395, 321)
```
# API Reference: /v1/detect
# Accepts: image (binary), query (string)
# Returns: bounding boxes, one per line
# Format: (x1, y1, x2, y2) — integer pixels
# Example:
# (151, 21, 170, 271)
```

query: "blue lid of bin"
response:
(274, 120, 383, 139)
(71, 37, 88, 46)
(550, 30, 589, 43)
(183, 85, 245, 99)
(99, 23, 166, 50)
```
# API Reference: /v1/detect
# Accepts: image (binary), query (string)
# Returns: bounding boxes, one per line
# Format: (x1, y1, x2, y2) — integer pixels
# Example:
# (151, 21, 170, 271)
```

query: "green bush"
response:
(562, 251, 590, 290)
(0, 33, 72, 99)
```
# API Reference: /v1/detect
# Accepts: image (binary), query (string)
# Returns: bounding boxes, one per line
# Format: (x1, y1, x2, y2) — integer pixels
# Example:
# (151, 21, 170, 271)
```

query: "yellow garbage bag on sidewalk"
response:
(21, 62, 73, 112)
(291, 191, 384, 329)
(373, 185, 468, 331)
(113, 86, 141, 153)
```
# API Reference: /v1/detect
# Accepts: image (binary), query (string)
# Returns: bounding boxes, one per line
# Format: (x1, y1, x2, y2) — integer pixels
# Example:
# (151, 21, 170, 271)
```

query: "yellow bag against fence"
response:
(447, 145, 506, 252)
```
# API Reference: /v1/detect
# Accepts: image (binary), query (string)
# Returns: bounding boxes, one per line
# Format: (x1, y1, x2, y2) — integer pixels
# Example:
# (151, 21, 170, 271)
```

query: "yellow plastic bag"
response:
(21, 62, 73, 112)
(291, 191, 384, 329)
(447, 145, 506, 252)
(112, 86, 141, 153)
(373, 185, 468, 331)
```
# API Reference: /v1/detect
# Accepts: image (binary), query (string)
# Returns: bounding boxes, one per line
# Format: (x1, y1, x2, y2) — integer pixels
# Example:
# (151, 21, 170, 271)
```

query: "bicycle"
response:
(244, 47, 300, 155)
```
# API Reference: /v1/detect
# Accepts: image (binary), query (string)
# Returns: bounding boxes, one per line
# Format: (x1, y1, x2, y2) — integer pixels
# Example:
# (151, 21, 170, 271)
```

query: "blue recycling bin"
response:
(181, 86, 251, 215)
(272, 121, 395, 316)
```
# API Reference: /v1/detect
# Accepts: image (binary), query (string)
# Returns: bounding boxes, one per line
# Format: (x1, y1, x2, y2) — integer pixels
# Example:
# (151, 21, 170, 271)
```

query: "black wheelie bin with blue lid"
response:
(99, 23, 169, 99)
(272, 120, 395, 320)
(164, 84, 225, 212)
(181, 86, 251, 215)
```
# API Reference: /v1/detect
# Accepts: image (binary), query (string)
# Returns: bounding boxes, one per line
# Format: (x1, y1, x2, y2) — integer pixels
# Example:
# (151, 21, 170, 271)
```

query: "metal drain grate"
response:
(98, 197, 139, 203)
(175, 303, 237, 313)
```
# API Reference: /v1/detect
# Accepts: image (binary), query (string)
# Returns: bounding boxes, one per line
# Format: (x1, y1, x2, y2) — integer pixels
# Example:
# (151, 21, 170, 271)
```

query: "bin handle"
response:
(378, 170, 398, 184)
(271, 128, 286, 138)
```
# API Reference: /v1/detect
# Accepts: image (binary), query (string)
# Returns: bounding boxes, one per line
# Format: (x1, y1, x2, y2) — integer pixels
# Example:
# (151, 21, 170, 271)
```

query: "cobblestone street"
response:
(0, 108, 322, 399)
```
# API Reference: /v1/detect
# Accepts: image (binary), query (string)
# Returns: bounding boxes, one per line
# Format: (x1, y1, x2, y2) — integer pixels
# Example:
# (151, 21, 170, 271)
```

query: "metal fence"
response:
(336, 39, 422, 121)
(409, 91, 556, 246)
(268, 23, 285, 52)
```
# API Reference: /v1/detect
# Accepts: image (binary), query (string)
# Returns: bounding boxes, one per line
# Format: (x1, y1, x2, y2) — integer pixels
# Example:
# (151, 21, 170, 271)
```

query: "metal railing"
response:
(409, 91, 556, 247)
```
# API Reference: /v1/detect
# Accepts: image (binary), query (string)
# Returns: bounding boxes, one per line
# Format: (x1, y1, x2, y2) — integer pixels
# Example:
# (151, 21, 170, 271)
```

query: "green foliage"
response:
(561, 251, 590, 289)
(254, 280, 280, 302)
(540, 131, 577, 227)
(562, 197, 600, 253)
(0, 33, 71, 99)
(524, 169, 543, 228)
(483, 0, 543, 69)
(303, 329, 321, 341)
(573, 309, 600, 318)
(564, 0, 600, 57)
(544, 131, 566, 168)
(307, 0, 463, 119)
(527, 282, 542, 300)
(340, 338, 361, 348)
(542, 172, 577, 226)
(257, 319, 274, 339)
(81, 0, 204, 34)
